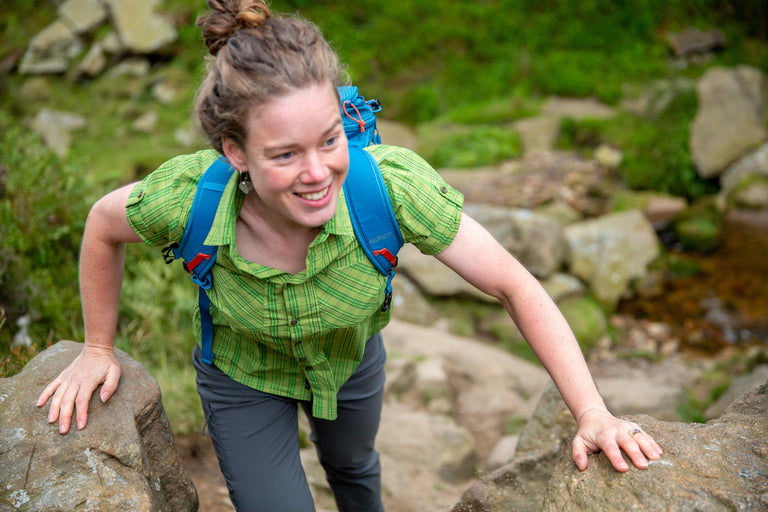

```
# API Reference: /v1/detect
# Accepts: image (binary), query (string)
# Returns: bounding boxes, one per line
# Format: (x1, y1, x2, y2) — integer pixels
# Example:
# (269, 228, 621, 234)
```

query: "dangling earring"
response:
(238, 171, 254, 194)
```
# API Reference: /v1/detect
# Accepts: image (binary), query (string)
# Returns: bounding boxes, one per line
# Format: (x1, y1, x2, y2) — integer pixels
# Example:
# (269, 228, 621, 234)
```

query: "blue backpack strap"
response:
(163, 155, 234, 364)
(343, 146, 404, 311)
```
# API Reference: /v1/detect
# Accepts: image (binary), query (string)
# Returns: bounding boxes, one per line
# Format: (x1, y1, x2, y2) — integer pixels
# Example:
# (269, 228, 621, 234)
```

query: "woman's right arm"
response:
(36, 183, 143, 434)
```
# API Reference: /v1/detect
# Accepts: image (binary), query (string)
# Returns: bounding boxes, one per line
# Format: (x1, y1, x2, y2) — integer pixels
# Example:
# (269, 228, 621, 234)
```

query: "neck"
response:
(235, 197, 322, 274)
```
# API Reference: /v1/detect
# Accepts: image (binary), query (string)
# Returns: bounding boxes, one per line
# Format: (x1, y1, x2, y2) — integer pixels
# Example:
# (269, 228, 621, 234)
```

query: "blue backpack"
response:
(163, 86, 403, 365)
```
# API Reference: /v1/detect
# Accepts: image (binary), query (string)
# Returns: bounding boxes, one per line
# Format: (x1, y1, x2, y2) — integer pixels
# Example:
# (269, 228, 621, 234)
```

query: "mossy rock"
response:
(673, 196, 724, 252)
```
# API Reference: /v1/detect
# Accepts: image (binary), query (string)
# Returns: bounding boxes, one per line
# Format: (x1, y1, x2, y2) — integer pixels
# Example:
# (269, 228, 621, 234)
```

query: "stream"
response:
(618, 210, 768, 357)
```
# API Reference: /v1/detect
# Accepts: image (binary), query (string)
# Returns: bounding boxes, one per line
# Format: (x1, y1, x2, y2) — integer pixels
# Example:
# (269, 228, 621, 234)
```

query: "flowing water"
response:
(618, 210, 768, 356)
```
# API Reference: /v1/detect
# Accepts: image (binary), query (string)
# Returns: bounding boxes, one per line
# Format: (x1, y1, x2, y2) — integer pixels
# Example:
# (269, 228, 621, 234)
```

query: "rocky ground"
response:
(171, 111, 768, 511)
(173, 320, 718, 512)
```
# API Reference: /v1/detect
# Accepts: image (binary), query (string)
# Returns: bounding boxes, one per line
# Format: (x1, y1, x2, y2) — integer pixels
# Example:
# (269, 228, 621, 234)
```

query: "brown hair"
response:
(195, 0, 344, 153)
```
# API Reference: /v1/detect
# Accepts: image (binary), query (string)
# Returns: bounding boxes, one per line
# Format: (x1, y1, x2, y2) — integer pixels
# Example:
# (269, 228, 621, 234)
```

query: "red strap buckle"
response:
(372, 248, 397, 266)
(185, 252, 211, 272)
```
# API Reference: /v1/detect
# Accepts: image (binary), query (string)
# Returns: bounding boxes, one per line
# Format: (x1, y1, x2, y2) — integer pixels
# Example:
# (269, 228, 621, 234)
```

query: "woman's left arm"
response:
(435, 213, 663, 471)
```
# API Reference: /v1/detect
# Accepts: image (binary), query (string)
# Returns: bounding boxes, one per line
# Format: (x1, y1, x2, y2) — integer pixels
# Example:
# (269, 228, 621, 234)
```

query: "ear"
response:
(222, 137, 247, 171)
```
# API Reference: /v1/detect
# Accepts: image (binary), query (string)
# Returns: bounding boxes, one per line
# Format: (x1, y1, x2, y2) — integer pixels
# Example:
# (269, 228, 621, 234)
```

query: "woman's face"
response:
(223, 82, 348, 233)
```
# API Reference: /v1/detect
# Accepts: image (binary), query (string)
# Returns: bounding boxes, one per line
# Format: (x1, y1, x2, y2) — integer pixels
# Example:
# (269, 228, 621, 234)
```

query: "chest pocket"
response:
(206, 266, 269, 334)
(315, 259, 387, 329)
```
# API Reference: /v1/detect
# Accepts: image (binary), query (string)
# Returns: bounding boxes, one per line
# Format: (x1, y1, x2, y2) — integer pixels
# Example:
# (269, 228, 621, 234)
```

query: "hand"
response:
(571, 408, 663, 472)
(36, 345, 121, 434)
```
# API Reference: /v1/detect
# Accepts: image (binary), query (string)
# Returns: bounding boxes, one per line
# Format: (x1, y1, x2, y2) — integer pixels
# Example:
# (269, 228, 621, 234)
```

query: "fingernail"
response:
(77, 419, 85, 430)
(48, 414, 55, 423)
(59, 424, 67, 434)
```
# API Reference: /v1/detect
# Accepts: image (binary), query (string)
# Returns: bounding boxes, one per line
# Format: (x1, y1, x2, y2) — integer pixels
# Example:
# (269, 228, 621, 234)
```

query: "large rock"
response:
(690, 66, 768, 178)
(29, 108, 87, 158)
(397, 244, 495, 302)
(398, 202, 567, 300)
(383, 320, 549, 460)
(720, 142, 768, 210)
(463, 203, 568, 279)
(543, 380, 768, 511)
(451, 382, 574, 512)
(0, 341, 198, 511)
(19, 20, 83, 74)
(105, 0, 177, 54)
(564, 209, 660, 307)
(59, 0, 110, 34)
(666, 27, 727, 58)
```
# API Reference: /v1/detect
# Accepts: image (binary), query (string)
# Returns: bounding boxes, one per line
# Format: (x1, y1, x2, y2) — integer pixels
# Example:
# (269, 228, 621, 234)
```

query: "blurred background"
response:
(1, 0, 767, 434)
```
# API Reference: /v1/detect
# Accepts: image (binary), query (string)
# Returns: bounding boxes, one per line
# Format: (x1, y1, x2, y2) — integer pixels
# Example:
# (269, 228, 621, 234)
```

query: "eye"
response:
(324, 136, 337, 147)
(276, 151, 294, 161)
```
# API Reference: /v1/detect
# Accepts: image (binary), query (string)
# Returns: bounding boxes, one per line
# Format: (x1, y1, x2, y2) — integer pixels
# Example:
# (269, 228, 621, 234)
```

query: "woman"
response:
(37, 1, 663, 510)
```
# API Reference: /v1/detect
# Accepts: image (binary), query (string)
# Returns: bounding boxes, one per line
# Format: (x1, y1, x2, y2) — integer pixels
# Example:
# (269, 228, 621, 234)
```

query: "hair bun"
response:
(197, 0, 272, 56)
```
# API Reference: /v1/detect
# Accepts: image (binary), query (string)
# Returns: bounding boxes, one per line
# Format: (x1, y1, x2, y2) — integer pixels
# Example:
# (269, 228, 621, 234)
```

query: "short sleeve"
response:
(369, 145, 464, 255)
(126, 149, 219, 247)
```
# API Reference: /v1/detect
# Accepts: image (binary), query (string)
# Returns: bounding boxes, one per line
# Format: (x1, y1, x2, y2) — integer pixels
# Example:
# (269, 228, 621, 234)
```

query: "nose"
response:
(300, 151, 331, 183)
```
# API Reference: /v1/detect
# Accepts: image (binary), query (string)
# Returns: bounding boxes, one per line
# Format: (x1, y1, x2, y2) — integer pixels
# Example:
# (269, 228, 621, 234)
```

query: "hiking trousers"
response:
(193, 333, 386, 512)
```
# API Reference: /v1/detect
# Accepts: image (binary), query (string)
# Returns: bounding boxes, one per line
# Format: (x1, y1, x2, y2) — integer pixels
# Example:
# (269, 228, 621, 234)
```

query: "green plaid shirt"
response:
(126, 145, 463, 419)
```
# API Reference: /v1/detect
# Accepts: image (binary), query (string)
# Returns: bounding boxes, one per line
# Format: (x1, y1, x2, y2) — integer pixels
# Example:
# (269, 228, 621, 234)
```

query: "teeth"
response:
(300, 187, 328, 201)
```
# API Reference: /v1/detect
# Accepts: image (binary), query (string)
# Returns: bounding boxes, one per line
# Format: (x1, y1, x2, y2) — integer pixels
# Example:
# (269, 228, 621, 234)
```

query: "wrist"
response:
(574, 404, 611, 426)
(81, 341, 116, 356)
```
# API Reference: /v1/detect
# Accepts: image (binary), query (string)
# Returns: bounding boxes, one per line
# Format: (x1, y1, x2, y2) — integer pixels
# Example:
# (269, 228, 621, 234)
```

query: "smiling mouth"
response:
(298, 186, 330, 201)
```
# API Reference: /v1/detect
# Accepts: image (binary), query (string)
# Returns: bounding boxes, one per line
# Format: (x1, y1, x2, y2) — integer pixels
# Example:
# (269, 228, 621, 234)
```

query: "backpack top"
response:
(339, 85, 381, 148)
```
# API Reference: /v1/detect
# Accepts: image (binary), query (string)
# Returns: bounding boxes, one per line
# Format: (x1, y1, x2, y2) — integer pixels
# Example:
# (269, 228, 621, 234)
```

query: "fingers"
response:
(36, 350, 121, 434)
(571, 437, 589, 471)
(572, 417, 665, 473)
(601, 435, 631, 472)
(99, 365, 122, 403)
(44, 378, 87, 434)
(626, 427, 664, 462)
(36, 376, 62, 408)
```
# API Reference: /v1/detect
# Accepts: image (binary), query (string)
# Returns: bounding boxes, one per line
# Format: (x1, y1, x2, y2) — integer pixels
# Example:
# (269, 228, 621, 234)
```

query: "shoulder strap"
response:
(169, 156, 234, 288)
(343, 146, 404, 311)
(163, 155, 234, 365)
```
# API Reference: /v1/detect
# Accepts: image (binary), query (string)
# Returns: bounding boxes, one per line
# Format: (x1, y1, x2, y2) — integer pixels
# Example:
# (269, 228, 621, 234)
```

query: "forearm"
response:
(436, 213, 663, 471)
(79, 230, 125, 351)
(502, 279, 607, 422)
(78, 184, 140, 351)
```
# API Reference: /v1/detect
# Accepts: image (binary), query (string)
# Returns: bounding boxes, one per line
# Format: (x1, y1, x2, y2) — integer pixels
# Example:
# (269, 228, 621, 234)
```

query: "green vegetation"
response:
(1, 0, 767, 433)
(0, 114, 89, 345)
(557, 91, 720, 201)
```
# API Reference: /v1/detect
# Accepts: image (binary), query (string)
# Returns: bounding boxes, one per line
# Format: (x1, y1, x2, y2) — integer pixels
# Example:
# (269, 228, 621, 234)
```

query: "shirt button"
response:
(439, 186, 448, 194)
(290, 318, 298, 326)
(137, 190, 144, 198)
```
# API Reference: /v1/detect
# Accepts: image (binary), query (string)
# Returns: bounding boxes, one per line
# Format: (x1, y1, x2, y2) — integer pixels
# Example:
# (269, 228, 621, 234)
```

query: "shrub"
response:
(0, 113, 90, 373)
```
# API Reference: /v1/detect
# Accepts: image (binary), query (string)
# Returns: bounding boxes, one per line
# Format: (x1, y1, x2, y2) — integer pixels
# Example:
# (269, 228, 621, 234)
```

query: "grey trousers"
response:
(193, 333, 387, 512)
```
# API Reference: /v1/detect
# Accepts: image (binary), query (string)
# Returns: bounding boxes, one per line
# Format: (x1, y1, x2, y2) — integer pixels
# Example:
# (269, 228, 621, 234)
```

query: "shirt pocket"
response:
(315, 260, 387, 329)
(207, 269, 269, 334)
